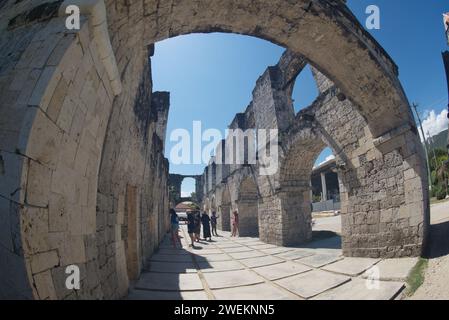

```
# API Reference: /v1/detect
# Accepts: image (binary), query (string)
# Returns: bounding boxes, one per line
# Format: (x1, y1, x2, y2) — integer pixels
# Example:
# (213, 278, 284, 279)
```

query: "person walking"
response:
(186, 210, 196, 247)
(194, 211, 202, 242)
(211, 211, 219, 236)
(201, 212, 212, 241)
(169, 209, 181, 248)
(231, 210, 239, 237)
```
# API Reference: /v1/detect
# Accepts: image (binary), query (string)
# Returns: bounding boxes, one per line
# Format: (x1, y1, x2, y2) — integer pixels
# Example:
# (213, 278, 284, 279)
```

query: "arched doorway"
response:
(236, 177, 259, 237)
(219, 187, 232, 232)
(310, 148, 342, 248)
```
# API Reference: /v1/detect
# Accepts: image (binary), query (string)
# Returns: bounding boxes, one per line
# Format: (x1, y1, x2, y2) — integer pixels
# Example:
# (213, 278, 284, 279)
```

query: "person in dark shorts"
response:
(201, 212, 212, 241)
(211, 211, 219, 236)
(186, 210, 196, 247)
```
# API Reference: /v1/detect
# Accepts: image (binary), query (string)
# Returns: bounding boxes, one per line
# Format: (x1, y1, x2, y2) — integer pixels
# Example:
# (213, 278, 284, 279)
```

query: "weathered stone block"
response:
(30, 250, 59, 274)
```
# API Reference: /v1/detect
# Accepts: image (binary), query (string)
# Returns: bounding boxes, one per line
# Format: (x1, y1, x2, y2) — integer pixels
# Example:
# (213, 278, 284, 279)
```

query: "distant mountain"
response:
(428, 129, 448, 151)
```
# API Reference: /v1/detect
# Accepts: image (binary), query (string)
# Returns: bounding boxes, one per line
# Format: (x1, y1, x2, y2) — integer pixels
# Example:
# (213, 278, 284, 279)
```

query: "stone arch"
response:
(276, 122, 328, 244)
(236, 175, 260, 237)
(0, 0, 429, 299)
(278, 127, 344, 245)
(139, 0, 415, 137)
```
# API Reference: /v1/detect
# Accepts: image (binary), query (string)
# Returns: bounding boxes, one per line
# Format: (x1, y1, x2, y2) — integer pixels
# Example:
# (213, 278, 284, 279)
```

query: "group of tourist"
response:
(185, 211, 217, 246)
(169, 208, 240, 248)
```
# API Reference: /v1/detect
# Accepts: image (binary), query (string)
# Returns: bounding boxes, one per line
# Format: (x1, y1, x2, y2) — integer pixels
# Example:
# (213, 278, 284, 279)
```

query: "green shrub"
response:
(435, 185, 447, 200)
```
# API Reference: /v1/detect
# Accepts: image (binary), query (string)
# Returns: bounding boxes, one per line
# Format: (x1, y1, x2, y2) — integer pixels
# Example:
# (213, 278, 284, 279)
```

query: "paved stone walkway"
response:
(127, 225, 417, 300)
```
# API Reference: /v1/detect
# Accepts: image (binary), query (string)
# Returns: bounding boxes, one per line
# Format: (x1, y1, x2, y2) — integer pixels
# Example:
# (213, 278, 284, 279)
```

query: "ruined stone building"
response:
(0, 0, 429, 299)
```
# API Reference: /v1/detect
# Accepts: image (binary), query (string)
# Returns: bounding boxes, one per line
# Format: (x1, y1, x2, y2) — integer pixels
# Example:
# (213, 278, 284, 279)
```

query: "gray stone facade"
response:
(201, 50, 429, 259)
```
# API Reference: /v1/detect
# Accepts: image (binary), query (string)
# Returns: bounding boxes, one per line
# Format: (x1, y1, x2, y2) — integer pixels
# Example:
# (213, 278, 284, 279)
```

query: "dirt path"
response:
(410, 200, 449, 300)
(411, 254, 449, 299)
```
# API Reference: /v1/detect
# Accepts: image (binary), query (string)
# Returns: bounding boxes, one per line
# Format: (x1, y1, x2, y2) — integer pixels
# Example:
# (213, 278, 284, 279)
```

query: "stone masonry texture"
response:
(0, 0, 429, 299)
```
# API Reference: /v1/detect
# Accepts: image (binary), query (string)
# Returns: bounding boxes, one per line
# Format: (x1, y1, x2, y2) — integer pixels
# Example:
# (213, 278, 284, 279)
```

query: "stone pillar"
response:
(251, 67, 295, 131)
(219, 204, 232, 232)
(258, 174, 313, 246)
(194, 176, 203, 203)
(320, 172, 327, 201)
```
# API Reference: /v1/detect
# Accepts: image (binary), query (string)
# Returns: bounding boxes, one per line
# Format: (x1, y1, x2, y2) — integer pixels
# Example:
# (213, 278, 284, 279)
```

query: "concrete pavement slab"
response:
(240, 256, 284, 268)
(312, 278, 404, 300)
(127, 289, 208, 300)
(156, 249, 191, 255)
(194, 253, 233, 262)
(275, 270, 350, 299)
(362, 258, 418, 281)
(229, 251, 268, 260)
(261, 247, 296, 255)
(322, 257, 380, 276)
(135, 272, 204, 291)
(198, 260, 245, 273)
(202, 270, 265, 289)
(247, 244, 278, 249)
(295, 253, 343, 268)
(147, 261, 197, 273)
(221, 246, 254, 253)
(275, 250, 315, 260)
(254, 262, 312, 281)
(150, 254, 193, 263)
(191, 248, 223, 255)
(212, 283, 300, 300)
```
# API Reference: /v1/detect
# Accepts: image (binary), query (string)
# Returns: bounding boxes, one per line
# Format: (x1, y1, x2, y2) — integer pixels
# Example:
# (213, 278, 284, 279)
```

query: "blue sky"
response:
(152, 1, 449, 195)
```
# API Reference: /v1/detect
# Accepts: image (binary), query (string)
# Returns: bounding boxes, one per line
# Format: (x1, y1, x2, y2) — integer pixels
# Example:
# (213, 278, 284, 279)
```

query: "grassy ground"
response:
(405, 258, 429, 297)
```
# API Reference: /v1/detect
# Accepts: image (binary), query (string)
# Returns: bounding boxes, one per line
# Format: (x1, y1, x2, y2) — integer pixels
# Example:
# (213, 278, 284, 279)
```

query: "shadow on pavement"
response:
(127, 232, 212, 300)
(294, 231, 341, 250)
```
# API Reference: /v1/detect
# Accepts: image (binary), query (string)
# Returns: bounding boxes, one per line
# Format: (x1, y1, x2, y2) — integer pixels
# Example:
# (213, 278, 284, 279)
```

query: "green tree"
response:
(428, 148, 448, 172)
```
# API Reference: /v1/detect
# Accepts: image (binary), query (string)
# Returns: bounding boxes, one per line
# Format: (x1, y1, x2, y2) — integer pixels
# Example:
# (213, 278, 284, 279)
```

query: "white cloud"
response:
(314, 154, 335, 168)
(420, 109, 448, 141)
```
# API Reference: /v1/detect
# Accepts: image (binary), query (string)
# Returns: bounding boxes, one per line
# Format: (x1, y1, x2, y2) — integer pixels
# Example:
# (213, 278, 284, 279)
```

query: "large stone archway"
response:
(236, 176, 259, 237)
(0, 0, 428, 299)
(277, 123, 328, 245)
(219, 186, 232, 232)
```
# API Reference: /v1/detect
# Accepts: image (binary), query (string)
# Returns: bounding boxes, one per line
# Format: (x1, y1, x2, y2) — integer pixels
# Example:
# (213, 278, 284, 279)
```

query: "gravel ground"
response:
(410, 254, 449, 300)
(409, 200, 449, 300)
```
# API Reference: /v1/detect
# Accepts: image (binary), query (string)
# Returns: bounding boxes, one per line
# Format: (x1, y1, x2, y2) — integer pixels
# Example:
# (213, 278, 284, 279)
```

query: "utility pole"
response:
(412, 103, 432, 191)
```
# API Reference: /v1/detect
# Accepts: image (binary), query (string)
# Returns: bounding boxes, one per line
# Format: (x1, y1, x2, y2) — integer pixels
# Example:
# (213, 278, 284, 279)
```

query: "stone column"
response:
(219, 204, 231, 231)
(320, 172, 327, 201)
